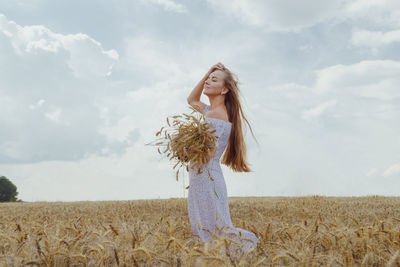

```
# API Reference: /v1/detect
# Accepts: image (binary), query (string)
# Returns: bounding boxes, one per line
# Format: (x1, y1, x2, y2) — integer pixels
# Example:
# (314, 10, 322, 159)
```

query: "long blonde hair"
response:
(219, 67, 260, 172)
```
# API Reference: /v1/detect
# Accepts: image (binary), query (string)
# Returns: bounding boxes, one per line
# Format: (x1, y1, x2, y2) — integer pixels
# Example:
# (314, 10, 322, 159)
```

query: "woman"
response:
(186, 62, 259, 255)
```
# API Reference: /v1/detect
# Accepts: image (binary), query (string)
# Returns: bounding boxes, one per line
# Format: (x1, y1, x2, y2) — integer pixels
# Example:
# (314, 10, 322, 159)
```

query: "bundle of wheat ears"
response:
(146, 104, 219, 183)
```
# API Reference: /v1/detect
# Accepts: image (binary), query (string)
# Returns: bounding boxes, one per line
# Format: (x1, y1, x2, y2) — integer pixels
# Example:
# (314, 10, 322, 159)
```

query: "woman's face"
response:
(203, 70, 227, 96)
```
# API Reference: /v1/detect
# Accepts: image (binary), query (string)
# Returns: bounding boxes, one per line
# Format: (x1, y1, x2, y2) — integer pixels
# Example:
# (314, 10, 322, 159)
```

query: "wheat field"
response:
(1, 196, 400, 266)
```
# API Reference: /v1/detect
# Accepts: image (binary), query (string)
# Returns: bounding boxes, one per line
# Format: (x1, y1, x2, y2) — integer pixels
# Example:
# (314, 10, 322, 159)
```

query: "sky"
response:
(0, 0, 399, 202)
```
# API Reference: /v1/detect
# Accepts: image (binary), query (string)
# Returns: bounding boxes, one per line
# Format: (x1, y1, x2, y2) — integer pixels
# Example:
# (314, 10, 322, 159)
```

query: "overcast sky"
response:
(1, 0, 399, 201)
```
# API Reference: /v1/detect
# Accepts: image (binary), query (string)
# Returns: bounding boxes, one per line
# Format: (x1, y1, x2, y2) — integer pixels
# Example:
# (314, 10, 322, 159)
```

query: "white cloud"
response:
(314, 60, 400, 100)
(1, 141, 182, 201)
(0, 14, 130, 163)
(61, 33, 119, 79)
(28, 99, 45, 110)
(301, 99, 337, 121)
(344, 0, 400, 27)
(299, 44, 313, 52)
(0, 141, 28, 161)
(121, 35, 184, 81)
(383, 162, 400, 177)
(206, 0, 346, 32)
(351, 28, 400, 48)
(0, 14, 118, 79)
(366, 168, 379, 177)
(206, 0, 262, 26)
(207, 0, 350, 32)
(44, 106, 62, 123)
(139, 0, 187, 13)
(206, 0, 400, 34)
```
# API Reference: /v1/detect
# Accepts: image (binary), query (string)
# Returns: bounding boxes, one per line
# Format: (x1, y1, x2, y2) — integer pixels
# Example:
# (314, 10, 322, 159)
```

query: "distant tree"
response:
(0, 176, 19, 202)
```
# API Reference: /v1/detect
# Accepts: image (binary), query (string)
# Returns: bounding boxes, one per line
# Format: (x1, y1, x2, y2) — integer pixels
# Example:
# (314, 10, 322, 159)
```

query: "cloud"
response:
(314, 60, 400, 100)
(383, 162, 400, 177)
(245, 56, 400, 196)
(139, 0, 187, 13)
(366, 168, 379, 177)
(1, 141, 182, 201)
(121, 35, 184, 83)
(344, 0, 400, 27)
(28, 99, 46, 110)
(301, 99, 337, 121)
(0, 13, 138, 164)
(206, 0, 400, 34)
(206, 0, 346, 32)
(351, 28, 400, 48)
(0, 14, 118, 79)
(44, 105, 63, 123)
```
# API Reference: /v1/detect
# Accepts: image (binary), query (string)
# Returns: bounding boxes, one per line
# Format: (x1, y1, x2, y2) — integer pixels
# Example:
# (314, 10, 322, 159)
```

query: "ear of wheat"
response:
(146, 104, 218, 182)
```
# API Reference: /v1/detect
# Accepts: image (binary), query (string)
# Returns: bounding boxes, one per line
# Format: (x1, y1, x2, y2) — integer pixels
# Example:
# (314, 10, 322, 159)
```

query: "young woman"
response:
(186, 62, 259, 254)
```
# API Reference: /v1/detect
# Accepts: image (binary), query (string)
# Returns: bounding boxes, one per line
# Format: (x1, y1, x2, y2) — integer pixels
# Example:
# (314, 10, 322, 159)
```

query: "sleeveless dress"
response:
(187, 104, 259, 254)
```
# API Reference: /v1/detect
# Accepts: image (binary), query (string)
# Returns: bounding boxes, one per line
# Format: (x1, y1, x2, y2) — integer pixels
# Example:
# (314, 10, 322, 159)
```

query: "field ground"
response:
(1, 196, 400, 266)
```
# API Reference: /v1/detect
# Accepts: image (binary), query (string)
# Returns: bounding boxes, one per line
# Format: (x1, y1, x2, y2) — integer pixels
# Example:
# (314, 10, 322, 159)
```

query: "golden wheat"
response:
(145, 105, 218, 182)
(0, 196, 399, 266)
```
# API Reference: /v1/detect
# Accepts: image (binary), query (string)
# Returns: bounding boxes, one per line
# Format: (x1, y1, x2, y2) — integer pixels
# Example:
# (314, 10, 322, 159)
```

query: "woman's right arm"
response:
(187, 62, 225, 112)
(186, 70, 211, 104)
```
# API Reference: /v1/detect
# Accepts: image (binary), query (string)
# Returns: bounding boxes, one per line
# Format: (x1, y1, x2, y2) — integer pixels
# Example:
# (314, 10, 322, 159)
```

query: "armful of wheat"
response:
(145, 105, 218, 181)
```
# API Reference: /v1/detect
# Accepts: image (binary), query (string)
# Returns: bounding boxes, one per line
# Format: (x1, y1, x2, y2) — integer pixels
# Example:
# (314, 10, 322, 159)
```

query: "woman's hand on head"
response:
(209, 62, 225, 73)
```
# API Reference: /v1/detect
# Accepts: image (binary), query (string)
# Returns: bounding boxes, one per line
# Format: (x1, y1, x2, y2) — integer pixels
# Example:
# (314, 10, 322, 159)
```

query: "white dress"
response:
(187, 104, 259, 254)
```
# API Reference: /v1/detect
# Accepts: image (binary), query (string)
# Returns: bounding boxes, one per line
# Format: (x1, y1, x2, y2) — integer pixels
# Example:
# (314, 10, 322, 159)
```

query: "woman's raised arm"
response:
(187, 62, 225, 113)
(187, 62, 225, 103)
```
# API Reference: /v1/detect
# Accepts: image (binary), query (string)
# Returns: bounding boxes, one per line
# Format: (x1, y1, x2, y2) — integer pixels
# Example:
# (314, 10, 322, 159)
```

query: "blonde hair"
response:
(219, 67, 260, 172)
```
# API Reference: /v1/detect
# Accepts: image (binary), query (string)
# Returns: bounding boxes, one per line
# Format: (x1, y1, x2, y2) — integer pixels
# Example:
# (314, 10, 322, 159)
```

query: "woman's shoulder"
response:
(205, 105, 230, 123)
